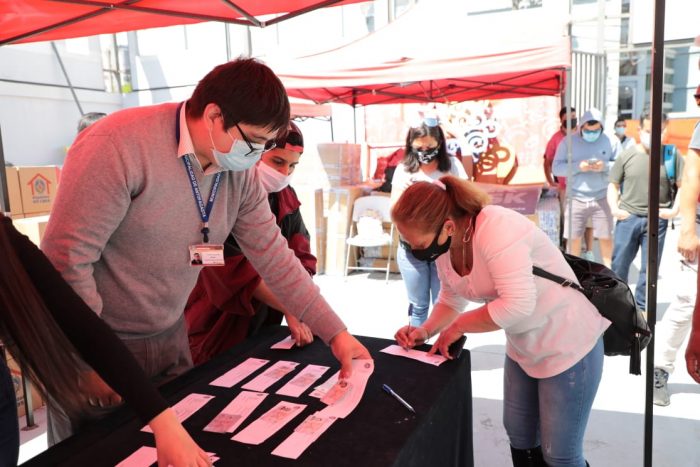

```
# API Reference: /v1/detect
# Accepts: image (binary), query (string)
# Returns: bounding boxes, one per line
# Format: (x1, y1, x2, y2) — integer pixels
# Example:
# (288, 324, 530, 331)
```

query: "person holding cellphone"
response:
(553, 108, 620, 266)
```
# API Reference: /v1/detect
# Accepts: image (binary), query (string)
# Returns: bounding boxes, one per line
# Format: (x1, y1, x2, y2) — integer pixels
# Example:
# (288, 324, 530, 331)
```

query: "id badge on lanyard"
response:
(177, 102, 225, 267)
(189, 244, 224, 266)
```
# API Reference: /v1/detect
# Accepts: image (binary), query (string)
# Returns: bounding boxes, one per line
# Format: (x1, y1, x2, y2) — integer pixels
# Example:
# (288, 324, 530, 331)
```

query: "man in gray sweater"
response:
(42, 58, 370, 442)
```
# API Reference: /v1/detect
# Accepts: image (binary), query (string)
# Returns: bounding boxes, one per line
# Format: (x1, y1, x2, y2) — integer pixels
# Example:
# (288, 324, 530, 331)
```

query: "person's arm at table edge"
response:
(252, 279, 313, 346)
(678, 147, 700, 261)
(4, 216, 210, 466)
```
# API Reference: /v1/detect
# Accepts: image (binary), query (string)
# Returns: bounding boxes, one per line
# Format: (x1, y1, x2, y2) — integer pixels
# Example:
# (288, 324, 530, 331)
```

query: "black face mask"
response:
(561, 118, 577, 130)
(415, 146, 439, 164)
(410, 227, 451, 262)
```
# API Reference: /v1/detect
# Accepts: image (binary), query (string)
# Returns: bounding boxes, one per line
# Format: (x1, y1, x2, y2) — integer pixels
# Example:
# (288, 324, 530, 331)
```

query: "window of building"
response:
(620, 17, 629, 45)
(622, 0, 630, 14)
(618, 84, 635, 119)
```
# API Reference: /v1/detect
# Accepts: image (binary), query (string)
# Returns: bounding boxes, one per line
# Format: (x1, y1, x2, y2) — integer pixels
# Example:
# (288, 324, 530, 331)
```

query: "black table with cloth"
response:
(24, 326, 473, 467)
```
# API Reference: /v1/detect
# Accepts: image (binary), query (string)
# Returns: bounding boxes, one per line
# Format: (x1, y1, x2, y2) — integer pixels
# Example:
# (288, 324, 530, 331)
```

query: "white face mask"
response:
(640, 131, 651, 150)
(257, 161, 292, 193)
(208, 124, 263, 172)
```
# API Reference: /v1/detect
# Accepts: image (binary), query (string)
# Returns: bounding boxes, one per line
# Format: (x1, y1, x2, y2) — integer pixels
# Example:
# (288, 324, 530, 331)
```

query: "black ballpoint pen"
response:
(382, 384, 416, 414)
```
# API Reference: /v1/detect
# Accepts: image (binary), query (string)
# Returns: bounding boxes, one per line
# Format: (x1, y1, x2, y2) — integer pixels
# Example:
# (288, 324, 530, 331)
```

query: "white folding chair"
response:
(344, 195, 395, 283)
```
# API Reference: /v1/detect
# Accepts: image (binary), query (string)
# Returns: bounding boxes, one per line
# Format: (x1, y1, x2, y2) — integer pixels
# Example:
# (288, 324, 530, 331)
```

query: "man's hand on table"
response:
(329, 330, 371, 379)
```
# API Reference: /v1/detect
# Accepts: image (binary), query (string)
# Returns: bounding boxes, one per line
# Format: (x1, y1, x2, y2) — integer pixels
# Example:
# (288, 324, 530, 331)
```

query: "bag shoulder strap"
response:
(532, 265, 586, 294)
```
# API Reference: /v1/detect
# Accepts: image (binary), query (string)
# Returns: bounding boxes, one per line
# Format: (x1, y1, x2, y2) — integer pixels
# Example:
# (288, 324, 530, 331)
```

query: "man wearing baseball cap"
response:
(185, 122, 317, 363)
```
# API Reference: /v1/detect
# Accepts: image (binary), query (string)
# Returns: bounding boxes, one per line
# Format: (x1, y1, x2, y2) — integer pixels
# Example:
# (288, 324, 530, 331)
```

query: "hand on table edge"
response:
(151, 408, 212, 467)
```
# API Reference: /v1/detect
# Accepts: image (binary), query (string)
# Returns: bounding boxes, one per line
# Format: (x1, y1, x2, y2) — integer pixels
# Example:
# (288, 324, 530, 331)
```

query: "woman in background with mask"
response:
(393, 177, 608, 467)
(185, 122, 315, 365)
(391, 117, 467, 326)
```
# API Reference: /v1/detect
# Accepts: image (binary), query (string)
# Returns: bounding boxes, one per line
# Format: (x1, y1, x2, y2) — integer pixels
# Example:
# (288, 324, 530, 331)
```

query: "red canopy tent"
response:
(273, 0, 570, 106)
(0, 0, 366, 45)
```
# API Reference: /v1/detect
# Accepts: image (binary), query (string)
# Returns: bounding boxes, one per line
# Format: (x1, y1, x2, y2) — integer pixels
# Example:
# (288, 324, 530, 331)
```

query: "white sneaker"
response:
(582, 250, 595, 261)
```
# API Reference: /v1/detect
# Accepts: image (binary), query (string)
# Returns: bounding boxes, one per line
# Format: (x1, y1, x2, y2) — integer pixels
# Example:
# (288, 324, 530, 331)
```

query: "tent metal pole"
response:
(644, 1, 665, 466)
(0, 125, 9, 215)
(51, 42, 84, 116)
(220, 1, 261, 27)
(564, 66, 573, 254)
(330, 116, 336, 142)
(352, 90, 357, 144)
(225, 23, 231, 61)
(564, 5, 574, 255)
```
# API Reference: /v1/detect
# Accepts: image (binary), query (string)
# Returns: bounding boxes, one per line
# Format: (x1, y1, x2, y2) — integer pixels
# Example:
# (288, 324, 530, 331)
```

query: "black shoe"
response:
(510, 445, 546, 466)
(653, 368, 670, 406)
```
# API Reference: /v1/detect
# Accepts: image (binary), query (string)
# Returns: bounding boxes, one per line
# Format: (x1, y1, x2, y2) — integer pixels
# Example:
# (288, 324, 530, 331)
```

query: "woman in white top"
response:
(393, 176, 608, 467)
(391, 120, 467, 326)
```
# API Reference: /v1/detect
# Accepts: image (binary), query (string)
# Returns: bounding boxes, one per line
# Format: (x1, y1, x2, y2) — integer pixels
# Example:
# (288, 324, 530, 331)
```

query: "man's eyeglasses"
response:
(235, 123, 277, 156)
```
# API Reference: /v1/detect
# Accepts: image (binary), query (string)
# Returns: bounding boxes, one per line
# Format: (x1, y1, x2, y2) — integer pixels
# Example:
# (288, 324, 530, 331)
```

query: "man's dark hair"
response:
(188, 57, 290, 134)
(614, 117, 626, 126)
(559, 106, 576, 119)
(639, 110, 668, 126)
(77, 112, 107, 133)
(402, 122, 451, 173)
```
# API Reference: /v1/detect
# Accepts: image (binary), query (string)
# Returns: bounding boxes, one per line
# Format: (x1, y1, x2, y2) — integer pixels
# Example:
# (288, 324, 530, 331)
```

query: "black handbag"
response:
(533, 252, 651, 375)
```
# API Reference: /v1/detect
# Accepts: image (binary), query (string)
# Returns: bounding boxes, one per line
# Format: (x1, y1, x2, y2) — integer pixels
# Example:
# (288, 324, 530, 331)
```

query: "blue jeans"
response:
(0, 360, 19, 467)
(611, 215, 667, 310)
(503, 337, 604, 467)
(396, 244, 440, 326)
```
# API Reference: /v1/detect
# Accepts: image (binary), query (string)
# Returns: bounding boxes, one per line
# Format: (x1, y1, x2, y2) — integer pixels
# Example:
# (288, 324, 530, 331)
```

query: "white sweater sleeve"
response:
(478, 209, 538, 329)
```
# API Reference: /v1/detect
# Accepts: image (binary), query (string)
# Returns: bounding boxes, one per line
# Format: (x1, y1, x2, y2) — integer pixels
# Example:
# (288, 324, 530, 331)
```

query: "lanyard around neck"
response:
(176, 102, 222, 243)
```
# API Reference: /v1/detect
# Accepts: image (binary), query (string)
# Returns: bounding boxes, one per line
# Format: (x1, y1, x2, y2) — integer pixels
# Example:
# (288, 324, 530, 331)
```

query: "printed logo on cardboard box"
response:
(26, 174, 52, 205)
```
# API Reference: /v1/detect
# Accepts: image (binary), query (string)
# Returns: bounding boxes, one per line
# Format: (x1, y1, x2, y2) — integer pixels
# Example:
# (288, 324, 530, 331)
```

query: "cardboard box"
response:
(318, 143, 362, 187)
(294, 144, 362, 189)
(297, 187, 326, 275)
(3, 167, 23, 216)
(5, 353, 44, 418)
(12, 214, 50, 246)
(17, 166, 60, 215)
